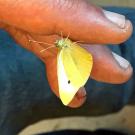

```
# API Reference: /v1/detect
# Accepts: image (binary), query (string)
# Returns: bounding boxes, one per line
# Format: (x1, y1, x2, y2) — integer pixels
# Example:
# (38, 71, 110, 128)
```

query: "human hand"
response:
(0, 0, 133, 108)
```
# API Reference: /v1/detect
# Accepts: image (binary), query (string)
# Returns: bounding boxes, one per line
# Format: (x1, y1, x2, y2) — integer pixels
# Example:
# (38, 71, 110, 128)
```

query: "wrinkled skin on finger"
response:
(0, 0, 132, 44)
(0, 0, 133, 107)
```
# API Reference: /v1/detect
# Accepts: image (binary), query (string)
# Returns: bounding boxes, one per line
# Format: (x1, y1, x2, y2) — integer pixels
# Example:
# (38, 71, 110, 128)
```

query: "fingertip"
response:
(83, 45, 133, 84)
(68, 87, 87, 108)
(102, 10, 133, 44)
(55, 1, 133, 44)
(46, 56, 87, 108)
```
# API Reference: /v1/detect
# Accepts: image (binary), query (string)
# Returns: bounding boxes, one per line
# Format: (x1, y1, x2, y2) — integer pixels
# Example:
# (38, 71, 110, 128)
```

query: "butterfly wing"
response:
(68, 43, 93, 86)
(57, 50, 77, 105)
(57, 43, 93, 105)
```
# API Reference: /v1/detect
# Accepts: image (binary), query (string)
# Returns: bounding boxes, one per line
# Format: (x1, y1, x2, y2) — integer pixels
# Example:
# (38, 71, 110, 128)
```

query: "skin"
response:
(0, 0, 133, 108)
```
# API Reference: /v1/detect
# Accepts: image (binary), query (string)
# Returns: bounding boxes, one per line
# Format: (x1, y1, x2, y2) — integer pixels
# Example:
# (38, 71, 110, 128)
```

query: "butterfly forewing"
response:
(63, 43, 93, 88)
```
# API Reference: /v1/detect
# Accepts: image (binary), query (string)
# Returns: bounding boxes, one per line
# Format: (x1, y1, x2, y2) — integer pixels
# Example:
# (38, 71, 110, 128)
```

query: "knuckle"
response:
(52, 0, 80, 12)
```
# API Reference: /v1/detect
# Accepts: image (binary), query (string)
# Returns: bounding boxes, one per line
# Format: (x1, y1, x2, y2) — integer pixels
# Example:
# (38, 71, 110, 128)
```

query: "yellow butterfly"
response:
(29, 37, 93, 106)
(55, 38, 93, 105)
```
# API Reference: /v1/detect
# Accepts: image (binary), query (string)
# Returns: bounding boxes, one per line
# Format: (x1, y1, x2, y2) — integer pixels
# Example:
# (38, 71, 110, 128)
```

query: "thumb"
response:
(53, 1, 132, 44)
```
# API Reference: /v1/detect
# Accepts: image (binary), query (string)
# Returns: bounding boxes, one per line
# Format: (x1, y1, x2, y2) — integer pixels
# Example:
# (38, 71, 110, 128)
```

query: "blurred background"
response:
(19, 1, 135, 135)
(90, 0, 135, 7)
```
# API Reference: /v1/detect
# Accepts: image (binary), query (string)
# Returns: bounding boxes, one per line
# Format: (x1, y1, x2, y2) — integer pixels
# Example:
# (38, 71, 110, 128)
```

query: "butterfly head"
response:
(55, 38, 71, 49)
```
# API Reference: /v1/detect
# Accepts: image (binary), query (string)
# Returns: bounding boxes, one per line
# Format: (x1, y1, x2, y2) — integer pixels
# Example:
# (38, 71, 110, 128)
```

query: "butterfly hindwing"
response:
(57, 50, 77, 105)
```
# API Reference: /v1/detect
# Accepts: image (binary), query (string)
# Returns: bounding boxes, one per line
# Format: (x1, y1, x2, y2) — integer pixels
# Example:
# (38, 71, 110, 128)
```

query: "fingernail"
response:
(103, 10, 126, 29)
(112, 52, 130, 69)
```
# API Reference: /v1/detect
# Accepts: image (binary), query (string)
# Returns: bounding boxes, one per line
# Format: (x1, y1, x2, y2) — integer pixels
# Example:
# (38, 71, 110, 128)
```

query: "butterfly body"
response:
(56, 38, 93, 105)
(55, 38, 71, 49)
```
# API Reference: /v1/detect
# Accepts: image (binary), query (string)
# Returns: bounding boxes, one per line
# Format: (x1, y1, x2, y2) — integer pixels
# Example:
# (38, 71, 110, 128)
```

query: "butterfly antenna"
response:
(73, 41, 84, 45)
(29, 39, 54, 46)
(60, 31, 64, 40)
(65, 33, 70, 42)
(40, 45, 55, 53)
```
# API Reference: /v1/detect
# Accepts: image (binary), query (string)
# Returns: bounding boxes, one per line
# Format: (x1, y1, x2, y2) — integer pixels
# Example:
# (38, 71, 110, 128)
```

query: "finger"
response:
(2, 26, 58, 62)
(4, 25, 133, 84)
(3, 26, 132, 106)
(68, 87, 87, 108)
(3, 26, 83, 107)
(0, 22, 7, 28)
(46, 44, 133, 108)
(40, 34, 132, 84)
(54, 1, 133, 44)
(82, 44, 133, 84)
(0, 0, 132, 44)
(3, 27, 87, 107)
